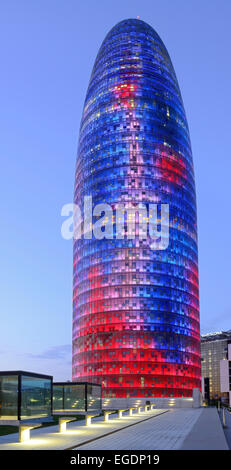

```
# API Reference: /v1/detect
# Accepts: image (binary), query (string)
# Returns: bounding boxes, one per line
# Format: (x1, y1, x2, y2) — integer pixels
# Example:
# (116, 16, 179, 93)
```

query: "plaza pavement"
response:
(78, 408, 228, 450)
(0, 407, 228, 450)
(218, 407, 231, 450)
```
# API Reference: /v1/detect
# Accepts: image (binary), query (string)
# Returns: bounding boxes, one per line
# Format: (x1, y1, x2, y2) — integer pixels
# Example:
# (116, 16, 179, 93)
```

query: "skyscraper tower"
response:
(73, 19, 201, 401)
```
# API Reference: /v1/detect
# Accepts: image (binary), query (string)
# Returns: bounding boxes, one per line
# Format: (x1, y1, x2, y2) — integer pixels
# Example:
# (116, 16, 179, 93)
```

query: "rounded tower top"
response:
(88, 17, 178, 91)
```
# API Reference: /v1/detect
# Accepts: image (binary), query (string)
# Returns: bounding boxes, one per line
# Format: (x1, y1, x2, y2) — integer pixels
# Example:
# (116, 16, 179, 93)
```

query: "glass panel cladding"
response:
(73, 18, 201, 398)
(0, 375, 18, 420)
(63, 384, 85, 412)
(53, 385, 63, 412)
(20, 375, 51, 419)
(53, 383, 86, 412)
(87, 384, 102, 410)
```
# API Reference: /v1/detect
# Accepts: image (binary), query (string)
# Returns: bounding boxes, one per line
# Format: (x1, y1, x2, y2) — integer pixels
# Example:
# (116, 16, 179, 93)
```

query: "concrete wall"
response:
(103, 396, 194, 409)
(102, 389, 202, 409)
(192, 388, 201, 408)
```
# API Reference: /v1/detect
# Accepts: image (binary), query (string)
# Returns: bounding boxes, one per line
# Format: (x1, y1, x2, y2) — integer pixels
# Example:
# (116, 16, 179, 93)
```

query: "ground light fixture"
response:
(137, 406, 144, 414)
(118, 409, 128, 419)
(85, 413, 101, 426)
(19, 423, 41, 443)
(104, 411, 116, 422)
(58, 417, 76, 433)
(129, 407, 137, 416)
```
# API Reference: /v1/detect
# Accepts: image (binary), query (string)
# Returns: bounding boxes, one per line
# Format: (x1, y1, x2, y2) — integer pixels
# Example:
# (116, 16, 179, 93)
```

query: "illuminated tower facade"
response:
(73, 19, 201, 399)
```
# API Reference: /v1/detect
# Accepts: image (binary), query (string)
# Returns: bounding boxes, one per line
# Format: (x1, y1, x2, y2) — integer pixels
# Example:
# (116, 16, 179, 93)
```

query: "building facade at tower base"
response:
(103, 389, 201, 409)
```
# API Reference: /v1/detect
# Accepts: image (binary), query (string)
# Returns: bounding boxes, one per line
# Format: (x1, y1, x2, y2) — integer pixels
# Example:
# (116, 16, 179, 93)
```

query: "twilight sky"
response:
(0, 0, 230, 380)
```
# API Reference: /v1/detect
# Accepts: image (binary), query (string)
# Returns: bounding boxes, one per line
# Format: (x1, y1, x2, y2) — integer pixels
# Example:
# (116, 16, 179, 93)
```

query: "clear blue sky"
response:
(0, 0, 230, 380)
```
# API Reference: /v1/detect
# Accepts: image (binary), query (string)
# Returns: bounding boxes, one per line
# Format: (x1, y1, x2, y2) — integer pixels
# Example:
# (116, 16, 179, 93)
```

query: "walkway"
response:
(0, 408, 228, 450)
(218, 407, 231, 449)
(79, 408, 225, 450)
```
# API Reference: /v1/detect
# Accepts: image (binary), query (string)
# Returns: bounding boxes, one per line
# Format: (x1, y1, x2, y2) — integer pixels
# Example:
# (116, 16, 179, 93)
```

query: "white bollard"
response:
(222, 408, 226, 428)
(118, 410, 123, 419)
(104, 412, 110, 422)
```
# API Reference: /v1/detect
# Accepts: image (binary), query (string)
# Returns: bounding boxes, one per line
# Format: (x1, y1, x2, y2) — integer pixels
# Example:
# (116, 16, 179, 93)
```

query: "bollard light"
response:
(129, 407, 136, 416)
(85, 413, 100, 426)
(104, 411, 115, 422)
(58, 417, 76, 433)
(118, 409, 128, 419)
(19, 423, 41, 443)
(85, 415, 92, 426)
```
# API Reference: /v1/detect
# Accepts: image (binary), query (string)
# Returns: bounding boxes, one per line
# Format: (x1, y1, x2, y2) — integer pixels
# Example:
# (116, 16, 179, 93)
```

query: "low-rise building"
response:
(220, 343, 231, 406)
(201, 330, 231, 403)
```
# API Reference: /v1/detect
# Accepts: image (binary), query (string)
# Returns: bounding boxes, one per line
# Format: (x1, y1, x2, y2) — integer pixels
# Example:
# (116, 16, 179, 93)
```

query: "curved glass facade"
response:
(73, 19, 201, 398)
